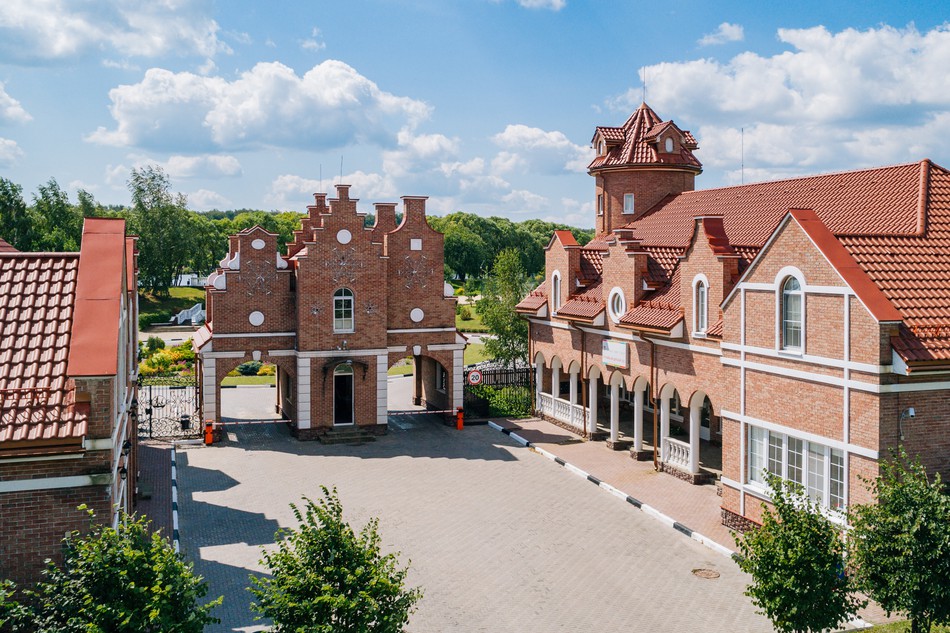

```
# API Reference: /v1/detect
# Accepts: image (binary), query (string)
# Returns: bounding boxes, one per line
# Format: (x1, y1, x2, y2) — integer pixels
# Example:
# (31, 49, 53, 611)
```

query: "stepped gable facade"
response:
(519, 102, 950, 529)
(0, 218, 138, 585)
(194, 184, 463, 438)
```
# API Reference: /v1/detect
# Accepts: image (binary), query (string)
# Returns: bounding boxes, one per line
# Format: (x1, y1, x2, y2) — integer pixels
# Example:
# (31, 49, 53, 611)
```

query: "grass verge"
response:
(139, 287, 205, 328)
(221, 375, 277, 386)
(386, 343, 493, 377)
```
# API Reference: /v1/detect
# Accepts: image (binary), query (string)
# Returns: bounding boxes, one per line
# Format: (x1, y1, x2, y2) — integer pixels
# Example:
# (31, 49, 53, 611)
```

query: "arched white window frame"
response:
(333, 287, 355, 332)
(775, 267, 805, 353)
(551, 270, 562, 314)
(692, 273, 709, 336)
(607, 287, 626, 324)
(664, 137, 674, 152)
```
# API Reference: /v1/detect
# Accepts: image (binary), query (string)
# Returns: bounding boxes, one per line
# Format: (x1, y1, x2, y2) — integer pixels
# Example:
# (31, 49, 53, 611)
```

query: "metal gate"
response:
(463, 366, 533, 418)
(137, 376, 200, 439)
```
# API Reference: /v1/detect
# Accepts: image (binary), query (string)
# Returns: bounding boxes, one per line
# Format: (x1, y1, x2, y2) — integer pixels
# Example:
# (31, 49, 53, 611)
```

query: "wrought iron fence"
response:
(463, 366, 533, 418)
(137, 375, 200, 439)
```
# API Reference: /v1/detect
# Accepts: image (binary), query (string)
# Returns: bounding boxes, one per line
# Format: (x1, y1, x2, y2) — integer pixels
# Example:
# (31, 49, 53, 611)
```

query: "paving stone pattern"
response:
(176, 415, 774, 633)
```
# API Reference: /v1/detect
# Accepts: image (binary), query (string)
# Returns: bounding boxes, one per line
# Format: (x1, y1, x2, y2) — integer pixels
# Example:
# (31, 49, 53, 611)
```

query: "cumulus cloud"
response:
(612, 24, 950, 184)
(699, 22, 744, 46)
(0, 84, 30, 124)
(301, 27, 326, 52)
(188, 188, 231, 211)
(265, 171, 395, 210)
(162, 154, 242, 179)
(382, 129, 460, 179)
(86, 61, 432, 153)
(515, 0, 565, 10)
(0, 138, 23, 166)
(491, 124, 593, 175)
(0, 0, 228, 62)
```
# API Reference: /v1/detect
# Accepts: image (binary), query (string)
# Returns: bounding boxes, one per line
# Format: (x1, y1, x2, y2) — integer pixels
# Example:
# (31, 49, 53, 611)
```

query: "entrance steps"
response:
(317, 427, 378, 445)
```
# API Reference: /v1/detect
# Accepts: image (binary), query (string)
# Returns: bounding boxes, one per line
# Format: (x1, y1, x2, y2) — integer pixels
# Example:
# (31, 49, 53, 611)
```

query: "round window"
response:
(248, 311, 265, 327)
(410, 308, 425, 323)
(336, 229, 352, 245)
(608, 287, 626, 323)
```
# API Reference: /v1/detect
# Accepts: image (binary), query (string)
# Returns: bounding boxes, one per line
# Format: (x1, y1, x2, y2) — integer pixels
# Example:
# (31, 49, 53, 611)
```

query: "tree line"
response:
(0, 166, 593, 297)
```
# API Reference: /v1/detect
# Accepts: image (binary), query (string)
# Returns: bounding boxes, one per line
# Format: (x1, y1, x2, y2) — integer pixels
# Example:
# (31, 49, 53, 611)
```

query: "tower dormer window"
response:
(664, 137, 674, 153)
(623, 193, 635, 214)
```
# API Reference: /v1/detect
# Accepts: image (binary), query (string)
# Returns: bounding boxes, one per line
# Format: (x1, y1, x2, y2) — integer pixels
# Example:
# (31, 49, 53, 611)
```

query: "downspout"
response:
(649, 337, 658, 471)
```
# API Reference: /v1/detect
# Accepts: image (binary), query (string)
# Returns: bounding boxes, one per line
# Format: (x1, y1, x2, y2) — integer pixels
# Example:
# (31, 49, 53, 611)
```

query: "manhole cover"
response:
(692, 568, 720, 579)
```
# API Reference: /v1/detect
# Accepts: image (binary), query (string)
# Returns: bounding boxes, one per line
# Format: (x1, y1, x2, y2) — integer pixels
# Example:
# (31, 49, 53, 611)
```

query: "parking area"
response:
(175, 414, 773, 632)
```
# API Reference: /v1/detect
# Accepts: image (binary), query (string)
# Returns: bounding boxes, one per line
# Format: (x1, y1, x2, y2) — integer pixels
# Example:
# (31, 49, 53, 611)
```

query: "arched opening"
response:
(199, 354, 293, 427)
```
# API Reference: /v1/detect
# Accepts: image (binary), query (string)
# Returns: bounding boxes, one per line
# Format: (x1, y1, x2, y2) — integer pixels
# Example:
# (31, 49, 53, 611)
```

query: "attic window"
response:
(664, 137, 674, 153)
(599, 140, 606, 155)
(597, 194, 604, 216)
(623, 194, 635, 214)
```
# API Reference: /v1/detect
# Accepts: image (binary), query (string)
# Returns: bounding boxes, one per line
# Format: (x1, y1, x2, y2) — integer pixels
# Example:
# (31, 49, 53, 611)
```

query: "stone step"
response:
(317, 428, 377, 445)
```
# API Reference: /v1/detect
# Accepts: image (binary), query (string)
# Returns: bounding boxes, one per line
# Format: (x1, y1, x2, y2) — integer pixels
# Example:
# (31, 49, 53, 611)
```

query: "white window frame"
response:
(597, 194, 604, 216)
(692, 274, 709, 336)
(747, 425, 845, 511)
(607, 286, 626, 324)
(775, 268, 805, 354)
(623, 193, 635, 214)
(551, 270, 562, 313)
(664, 137, 674, 152)
(333, 287, 355, 333)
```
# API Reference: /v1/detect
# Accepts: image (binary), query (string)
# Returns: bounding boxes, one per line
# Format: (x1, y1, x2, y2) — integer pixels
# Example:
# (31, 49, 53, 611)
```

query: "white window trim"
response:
(607, 286, 626, 324)
(775, 267, 805, 355)
(623, 193, 635, 215)
(333, 288, 355, 333)
(692, 273, 710, 337)
(551, 270, 562, 314)
(747, 424, 845, 512)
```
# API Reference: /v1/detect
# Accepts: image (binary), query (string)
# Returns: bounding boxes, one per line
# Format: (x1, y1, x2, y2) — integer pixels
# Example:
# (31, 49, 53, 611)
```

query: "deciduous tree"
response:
(849, 449, 950, 633)
(250, 487, 421, 633)
(0, 177, 35, 250)
(735, 473, 863, 633)
(477, 248, 532, 368)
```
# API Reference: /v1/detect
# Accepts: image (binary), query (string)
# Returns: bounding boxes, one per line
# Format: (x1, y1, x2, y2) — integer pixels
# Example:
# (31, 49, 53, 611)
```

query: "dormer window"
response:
(664, 137, 674, 153)
(597, 194, 604, 216)
(599, 140, 606, 155)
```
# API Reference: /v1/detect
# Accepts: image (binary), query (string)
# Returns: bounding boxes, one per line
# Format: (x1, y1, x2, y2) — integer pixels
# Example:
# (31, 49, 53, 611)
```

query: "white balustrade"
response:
(662, 436, 691, 472)
(537, 392, 586, 434)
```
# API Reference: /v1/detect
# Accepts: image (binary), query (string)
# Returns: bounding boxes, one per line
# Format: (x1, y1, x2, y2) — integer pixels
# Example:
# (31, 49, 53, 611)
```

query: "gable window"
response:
(664, 137, 674, 152)
(597, 194, 604, 216)
(623, 193, 635, 214)
(781, 277, 803, 350)
(607, 287, 626, 323)
(551, 271, 562, 313)
(333, 288, 354, 332)
(694, 280, 708, 334)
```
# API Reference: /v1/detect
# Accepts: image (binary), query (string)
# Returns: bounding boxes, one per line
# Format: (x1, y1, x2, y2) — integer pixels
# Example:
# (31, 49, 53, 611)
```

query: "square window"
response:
(410, 238, 422, 251)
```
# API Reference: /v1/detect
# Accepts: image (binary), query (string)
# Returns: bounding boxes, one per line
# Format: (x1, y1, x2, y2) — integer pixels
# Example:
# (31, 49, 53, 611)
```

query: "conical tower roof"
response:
(589, 102, 701, 173)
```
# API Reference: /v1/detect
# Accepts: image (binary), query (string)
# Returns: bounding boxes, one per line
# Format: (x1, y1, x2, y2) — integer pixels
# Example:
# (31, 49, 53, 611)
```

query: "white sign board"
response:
(602, 340, 628, 368)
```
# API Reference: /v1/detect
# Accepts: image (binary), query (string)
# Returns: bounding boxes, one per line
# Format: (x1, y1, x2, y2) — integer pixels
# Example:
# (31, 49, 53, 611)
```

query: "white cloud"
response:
(87, 61, 432, 152)
(0, 138, 23, 166)
(515, 0, 565, 10)
(104, 163, 130, 188)
(265, 171, 396, 210)
(0, 83, 30, 124)
(188, 188, 231, 211)
(615, 24, 950, 183)
(382, 129, 460, 179)
(502, 189, 547, 211)
(162, 154, 242, 179)
(699, 22, 744, 46)
(0, 0, 228, 62)
(491, 124, 593, 174)
(68, 179, 98, 194)
(301, 28, 326, 52)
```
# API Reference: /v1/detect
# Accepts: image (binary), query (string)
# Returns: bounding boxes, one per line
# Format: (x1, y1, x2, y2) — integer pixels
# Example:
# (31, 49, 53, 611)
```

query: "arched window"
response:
(781, 277, 802, 350)
(551, 272, 562, 313)
(695, 280, 708, 334)
(333, 288, 354, 332)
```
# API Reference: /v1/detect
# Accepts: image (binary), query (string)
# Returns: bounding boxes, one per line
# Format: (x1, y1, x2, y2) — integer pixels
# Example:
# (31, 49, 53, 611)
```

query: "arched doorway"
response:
(333, 364, 355, 425)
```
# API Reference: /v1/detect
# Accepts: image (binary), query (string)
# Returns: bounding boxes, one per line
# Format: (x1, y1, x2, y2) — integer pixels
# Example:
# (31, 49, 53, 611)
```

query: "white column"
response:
(660, 396, 670, 458)
(610, 382, 620, 442)
(588, 376, 598, 434)
(535, 361, 544, 398)
(452, 349, 464, 411)
(689, 403, 701, 474)
(633, 386, 644, 452)
(569, 370, 578, 405)
(552, 364, 561, 400)
(201, 357, 216, 423)
(297, 356, 311, 430)
(376, 354, 388, 426)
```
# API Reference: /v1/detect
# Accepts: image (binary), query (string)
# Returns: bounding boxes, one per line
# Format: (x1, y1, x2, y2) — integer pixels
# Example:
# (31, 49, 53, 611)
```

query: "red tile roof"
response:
(589, 102, 702, 173)
(618, 304, 684, 332)
(551, 230, 579, 248)
(555, 296, 605, 322)
(706, 318, 724, 338)
(0, 253, 87, 446)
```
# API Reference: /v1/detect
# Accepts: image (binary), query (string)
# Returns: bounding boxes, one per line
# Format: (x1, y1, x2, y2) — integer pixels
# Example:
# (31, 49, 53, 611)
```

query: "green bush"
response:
(138, 310, 173, 330)
(257, 364, 277, 376)
(145, 336, 165, 352)
(456, 305, 473, 321)
(236, 360, 263, 376)
(467, 385, 532, 418)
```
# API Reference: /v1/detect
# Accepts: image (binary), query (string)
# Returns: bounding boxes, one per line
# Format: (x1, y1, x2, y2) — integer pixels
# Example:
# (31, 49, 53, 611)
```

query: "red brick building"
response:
(0, 218, 138, 585)
(519, 102, 950, 529)
(194, 184, 463, 438)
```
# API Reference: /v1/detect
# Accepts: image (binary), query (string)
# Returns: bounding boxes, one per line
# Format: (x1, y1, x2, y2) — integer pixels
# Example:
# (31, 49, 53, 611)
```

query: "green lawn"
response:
(867, 623, 950, 632)
(456, 306, 489, 333)
(139, 287, 205, 328)
(221, 375, 277, 386)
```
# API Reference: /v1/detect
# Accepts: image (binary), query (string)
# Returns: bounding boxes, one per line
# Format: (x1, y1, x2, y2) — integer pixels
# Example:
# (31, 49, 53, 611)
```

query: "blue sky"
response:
(1, 1, 948, 227)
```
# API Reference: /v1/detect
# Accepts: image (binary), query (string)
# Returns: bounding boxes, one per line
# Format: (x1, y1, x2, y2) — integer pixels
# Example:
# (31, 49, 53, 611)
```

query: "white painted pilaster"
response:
(634, 386, 644, 452)
(297, 356, 311, 429)
(689, 404, 701, 474)
(610, 382, 620, 442)
(452, 349, 464, 411)
(552, 364, 561, 400)
(201, 357, 216, 422)
(376, 354, 388, 426)
(588, 376, 598, 434)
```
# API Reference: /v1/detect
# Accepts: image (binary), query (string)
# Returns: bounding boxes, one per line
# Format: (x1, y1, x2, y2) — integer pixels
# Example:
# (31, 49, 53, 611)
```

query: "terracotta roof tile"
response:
(618, 304, 684, 332)
(706, 318, 724, 338)
(515, 281, 548, 314)
(589, 102, 702, 172)
(555, 296, 604, 321)
(0, 253, 87, 444)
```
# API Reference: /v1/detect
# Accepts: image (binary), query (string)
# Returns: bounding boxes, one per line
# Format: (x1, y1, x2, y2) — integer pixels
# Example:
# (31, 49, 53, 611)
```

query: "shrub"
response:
(236, 360, 263, 376)
(456, 305, 473, 321)
(138, 310, 173, 331)
(145, 336, 166, 352)
(257, 364, 276, 376)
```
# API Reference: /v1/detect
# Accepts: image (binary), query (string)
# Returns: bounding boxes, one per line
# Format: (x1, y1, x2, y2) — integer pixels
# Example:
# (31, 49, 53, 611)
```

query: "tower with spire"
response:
(588, 102, 702, 236)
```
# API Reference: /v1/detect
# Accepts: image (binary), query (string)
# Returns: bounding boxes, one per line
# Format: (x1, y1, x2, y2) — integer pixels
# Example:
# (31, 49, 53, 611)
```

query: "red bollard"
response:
(456, 407, 464, 430)
(204, 421, 214, 445)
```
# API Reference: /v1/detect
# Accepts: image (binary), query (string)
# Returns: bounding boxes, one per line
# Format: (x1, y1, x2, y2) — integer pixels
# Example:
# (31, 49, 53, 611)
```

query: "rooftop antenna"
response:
(339, 155, 344, 184)
(641, 67, 647, 103)
(319, 164, 323, 193)
(741, 127, 745, 185)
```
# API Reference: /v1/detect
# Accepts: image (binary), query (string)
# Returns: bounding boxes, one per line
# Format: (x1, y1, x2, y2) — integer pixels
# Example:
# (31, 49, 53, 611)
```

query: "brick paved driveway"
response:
(176, 416, 774, 632)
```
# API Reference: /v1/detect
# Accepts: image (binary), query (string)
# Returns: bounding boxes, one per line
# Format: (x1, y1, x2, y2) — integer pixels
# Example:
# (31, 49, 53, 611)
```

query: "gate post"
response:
(456, 406, 464, 430)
